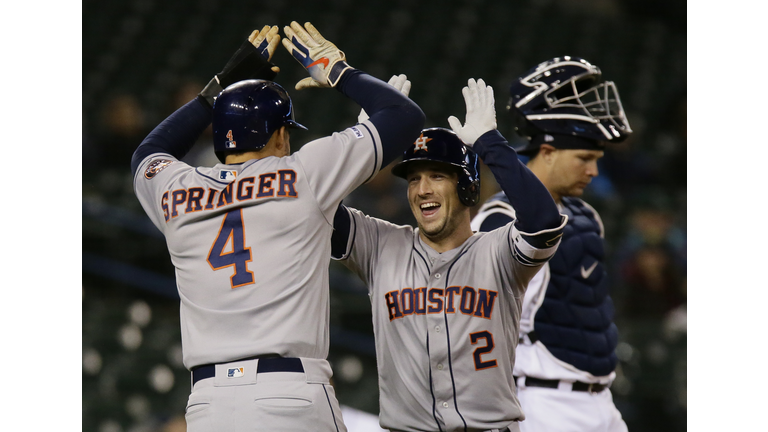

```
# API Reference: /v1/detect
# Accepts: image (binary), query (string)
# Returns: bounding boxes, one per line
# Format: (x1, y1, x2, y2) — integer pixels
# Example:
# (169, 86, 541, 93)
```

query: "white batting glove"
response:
(447, 78, 497, 147)
(282, 22, 353, 90)
(358, 74, 412, 123)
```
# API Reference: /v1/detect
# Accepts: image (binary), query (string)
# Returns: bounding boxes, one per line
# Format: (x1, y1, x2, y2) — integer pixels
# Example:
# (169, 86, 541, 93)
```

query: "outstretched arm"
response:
(449, 79, 562, 235)
(131, 25, 281, 177)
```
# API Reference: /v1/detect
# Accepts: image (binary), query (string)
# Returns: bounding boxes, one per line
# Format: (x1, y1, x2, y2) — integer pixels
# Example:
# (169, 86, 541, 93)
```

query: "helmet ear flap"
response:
(458, 178, 480, 207)
(456, 153, 481, 207)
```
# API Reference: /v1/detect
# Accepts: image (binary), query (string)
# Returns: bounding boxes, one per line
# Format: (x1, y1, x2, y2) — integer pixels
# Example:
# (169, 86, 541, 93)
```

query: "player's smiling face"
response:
(406, 162, 466, 243)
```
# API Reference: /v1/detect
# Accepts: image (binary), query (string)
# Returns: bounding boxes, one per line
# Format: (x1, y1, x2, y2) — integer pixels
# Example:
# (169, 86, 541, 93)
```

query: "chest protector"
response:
(532, 197, 618, 376)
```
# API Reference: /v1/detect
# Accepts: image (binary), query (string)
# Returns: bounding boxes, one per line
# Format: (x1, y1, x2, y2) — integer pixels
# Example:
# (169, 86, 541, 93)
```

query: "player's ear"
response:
(538, 144, 557, 165)
(270, 126, 290, 152)
(280, 126, 291, 153)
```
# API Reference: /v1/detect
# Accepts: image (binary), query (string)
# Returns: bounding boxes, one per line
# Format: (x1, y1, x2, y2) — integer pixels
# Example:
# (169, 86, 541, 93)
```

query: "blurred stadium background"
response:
(82, 0, 686, 431)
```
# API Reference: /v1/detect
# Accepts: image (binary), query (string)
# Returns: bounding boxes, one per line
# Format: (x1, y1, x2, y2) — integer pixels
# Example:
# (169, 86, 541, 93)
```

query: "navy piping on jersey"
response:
(412, 232, 433, 273)
(413, 248, 431, 275)
(322, 384, 341, 432)
(506, 232, 515, 263)
(442, 248, 471, 431)
(359, 123, 380, 184)
(426, 331, 445, 432)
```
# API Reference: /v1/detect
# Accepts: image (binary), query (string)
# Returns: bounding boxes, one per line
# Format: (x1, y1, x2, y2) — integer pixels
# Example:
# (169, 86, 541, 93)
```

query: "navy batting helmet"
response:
(391, 128, 480, 207)
(507, 56, 632, 155)
(212, 79, 307, 163)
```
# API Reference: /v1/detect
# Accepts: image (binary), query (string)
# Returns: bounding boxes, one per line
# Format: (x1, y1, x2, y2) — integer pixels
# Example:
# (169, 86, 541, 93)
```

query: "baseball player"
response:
(331, 78, 567, 432)
(470, 57, 632, 432)
(131, 22, 425, 431)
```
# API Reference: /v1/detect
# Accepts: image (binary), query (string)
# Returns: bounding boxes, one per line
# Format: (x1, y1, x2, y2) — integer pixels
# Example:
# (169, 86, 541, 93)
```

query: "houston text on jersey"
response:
(161, 170, 298, 221)
(384, 286, 498, 321)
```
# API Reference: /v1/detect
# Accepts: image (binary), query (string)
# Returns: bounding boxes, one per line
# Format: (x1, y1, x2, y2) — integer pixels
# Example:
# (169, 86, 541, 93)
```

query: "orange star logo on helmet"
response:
(414, 134, 432, 152)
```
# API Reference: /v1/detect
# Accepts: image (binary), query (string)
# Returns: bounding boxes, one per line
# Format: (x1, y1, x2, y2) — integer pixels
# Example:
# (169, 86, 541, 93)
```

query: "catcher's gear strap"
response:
(130, 98, 211, 177)
(473, 130, 563, 236)
(478, 211, 515, 232)
(336, 71, 425, 166)
(198, 40, 278, 108)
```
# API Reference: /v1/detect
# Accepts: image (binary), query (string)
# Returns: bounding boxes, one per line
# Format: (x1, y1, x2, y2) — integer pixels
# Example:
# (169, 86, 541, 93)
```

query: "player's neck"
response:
(223, 132, 290, 164)
(224, 146, 287, 164)
(225, 151, 266, 164)
(419, 222, 474, 253)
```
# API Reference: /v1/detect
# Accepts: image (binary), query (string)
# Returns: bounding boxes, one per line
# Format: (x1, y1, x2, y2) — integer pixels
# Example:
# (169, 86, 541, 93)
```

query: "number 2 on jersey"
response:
(207, 209, 254, 288)
(470, 331, 498, 370)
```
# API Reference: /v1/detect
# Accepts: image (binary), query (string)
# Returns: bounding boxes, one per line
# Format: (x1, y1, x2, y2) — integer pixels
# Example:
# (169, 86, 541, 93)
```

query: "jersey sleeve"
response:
(332, 207, 396, 291)
(132, 152, 194, 234)
(293, 120, 384, 223)
(481, 209, 567, 293)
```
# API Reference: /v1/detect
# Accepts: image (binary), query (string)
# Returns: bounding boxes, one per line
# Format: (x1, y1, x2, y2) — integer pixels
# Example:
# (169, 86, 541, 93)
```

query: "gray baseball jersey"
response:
(133, 120, 382, 369)
(334, 207, 566, 432)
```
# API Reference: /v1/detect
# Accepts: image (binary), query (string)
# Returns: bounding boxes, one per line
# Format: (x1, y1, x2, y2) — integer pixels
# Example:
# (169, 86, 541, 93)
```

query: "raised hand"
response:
(447, 78, 497, 147)
(282, 22, 353, 90)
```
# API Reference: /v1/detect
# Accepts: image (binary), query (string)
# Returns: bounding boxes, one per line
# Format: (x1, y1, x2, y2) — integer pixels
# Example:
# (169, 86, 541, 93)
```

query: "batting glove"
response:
(248, 25, 281, 70)
(358, 74, 412, 123)
(447, 78, 497, 147)
(198, 25, 281, 107)
(282, 22, 353, 90)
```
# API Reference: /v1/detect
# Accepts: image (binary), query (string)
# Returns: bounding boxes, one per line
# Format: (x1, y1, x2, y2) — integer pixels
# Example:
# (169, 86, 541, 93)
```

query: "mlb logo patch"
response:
(227, 367, 244, 378)
(350, 126, 364, 139)
(219, 170, 237, 181)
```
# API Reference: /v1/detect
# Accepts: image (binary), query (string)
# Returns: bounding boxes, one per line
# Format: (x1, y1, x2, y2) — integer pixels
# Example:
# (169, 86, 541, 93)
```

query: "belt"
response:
(192, 357, 304, 385)
(516, 376, 608, 393)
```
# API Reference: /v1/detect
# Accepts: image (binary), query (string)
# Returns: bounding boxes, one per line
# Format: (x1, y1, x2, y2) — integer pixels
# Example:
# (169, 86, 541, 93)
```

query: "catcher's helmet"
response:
(391, 128, 480, 207)
(212, 79, 307, 163)
(508, 56, 631, 155)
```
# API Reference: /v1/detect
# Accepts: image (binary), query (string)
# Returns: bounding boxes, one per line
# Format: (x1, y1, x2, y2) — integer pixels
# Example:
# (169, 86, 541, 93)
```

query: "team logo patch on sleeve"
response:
(350, 126, 364, 139)
(144, 159, 174, 179)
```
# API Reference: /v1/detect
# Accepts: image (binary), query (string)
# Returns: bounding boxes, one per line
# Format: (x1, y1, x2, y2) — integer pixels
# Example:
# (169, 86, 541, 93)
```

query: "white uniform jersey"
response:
(335, 208, 566, 432)
(471, 200, 615, 385)
(133, 121, 382, 369)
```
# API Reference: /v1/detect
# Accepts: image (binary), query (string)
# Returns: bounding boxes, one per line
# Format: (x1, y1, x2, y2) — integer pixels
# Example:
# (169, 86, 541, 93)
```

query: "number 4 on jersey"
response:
(208, 209, 254, 288)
